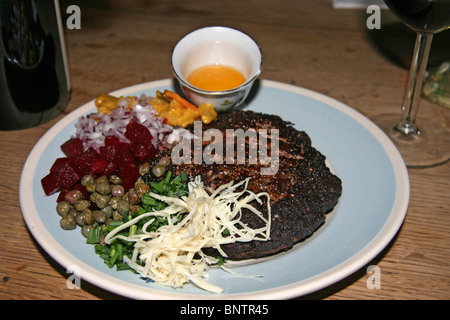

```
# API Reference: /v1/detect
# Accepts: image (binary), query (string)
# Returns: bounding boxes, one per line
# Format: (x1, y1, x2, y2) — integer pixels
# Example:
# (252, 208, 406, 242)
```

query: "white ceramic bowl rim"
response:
(171, 26, 263, 95)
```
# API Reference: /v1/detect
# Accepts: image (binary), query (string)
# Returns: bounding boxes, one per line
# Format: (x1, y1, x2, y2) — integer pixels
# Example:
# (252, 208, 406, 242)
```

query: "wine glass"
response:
(372, 0, 450, 168)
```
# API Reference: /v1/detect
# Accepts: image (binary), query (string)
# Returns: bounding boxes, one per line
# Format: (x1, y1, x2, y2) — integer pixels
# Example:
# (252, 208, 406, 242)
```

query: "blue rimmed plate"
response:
(20, 79, 409, 299)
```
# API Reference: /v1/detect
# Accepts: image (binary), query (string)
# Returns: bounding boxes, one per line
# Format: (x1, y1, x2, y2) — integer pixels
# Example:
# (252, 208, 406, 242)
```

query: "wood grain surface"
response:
(1, 0, 449, 300)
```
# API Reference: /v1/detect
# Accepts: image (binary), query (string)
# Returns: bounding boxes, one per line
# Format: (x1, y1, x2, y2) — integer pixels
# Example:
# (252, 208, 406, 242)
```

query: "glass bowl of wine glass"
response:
(372, 0, 450, 168)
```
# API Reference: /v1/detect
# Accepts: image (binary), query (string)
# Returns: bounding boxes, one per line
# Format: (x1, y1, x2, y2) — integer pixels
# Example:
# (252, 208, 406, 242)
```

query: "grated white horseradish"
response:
(104, 176, 271, 294)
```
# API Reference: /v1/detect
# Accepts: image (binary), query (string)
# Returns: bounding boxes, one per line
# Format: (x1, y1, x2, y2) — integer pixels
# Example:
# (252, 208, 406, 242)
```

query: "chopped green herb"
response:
(86, 226, 101, 244)
(88, 171, 189, 271)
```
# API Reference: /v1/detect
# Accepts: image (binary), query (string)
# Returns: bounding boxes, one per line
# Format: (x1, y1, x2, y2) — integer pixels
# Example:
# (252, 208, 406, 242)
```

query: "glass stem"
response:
(395, 32, 434, 135)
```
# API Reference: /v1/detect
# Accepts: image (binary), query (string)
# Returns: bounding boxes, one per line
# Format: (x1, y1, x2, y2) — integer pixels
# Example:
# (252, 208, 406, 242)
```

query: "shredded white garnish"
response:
(104, 176, 271, 294)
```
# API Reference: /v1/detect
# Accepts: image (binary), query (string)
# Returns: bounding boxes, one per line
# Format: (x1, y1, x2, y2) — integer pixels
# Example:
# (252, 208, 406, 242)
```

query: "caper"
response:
(130, 204, 140, 214)
(139, 162, 150, 176)
(75, 211, 85, 226)
(81, 174, 95, 187)
(95, 194, 110, 209)
(116, 198, 130, 215)
(109, 175, 122, 185)
(112, 210, 122, 221)
(127, 188, 140, 205)
(81, 208, 95, 225)
(135, 182, 149, 197)
(152, 164, 166, 178)
(81, 224, 94, 238)
(101, 205, 113, 218)
(60, 215, 76, 230)
(95, 175, 108, 184)
(111, 184, 125, 197)
(95, 181, 112, 195)
(93, 210, 107, 224)
(109, 197, 119, 210)
(158, 156, 170, 167)
(74, 199, 90, 212)
(56, 201, 71, 217)
(90, 191, 99, 203)
(85, 182, 96, 193)
(65, 189, 82, 204)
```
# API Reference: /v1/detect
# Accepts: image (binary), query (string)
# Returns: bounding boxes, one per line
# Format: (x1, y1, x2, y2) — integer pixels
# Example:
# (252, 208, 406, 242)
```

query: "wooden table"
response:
(1, 0, 449, 300)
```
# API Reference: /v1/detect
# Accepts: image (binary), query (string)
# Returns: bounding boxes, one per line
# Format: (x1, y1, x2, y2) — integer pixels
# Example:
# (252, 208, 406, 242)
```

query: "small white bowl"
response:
(171, 26, 263, 112)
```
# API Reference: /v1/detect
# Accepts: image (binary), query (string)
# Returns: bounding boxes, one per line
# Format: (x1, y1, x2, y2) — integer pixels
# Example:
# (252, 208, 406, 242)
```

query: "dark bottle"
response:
(0, 0, 70, 130)
(384, 0, 450, 33)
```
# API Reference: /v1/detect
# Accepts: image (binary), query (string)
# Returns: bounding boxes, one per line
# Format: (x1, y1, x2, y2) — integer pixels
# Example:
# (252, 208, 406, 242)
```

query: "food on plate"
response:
(40, 89, 342, 293)
(94, 90, 217, 128)
(153, 110, 343, 260)
(103, 176, 271, 293)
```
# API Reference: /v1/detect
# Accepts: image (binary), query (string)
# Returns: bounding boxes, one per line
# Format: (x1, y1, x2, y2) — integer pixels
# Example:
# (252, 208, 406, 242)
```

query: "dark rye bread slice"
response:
(149, 110, 342, 260)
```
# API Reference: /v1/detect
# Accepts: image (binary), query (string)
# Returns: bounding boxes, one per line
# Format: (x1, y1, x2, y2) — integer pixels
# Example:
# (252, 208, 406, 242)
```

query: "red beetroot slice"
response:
(124, 119, 157, 163)
(118, 150, 137, 166)
(44, 121, 157, 198)
(98, 144, 130, 164)
(124, 119, 153, 141)
(42, 159, 82, 195)
(130, 136, 158, 163)
(50, 157, 69, 173)
(72, 148, 99, 175)
(90, 158, 117, 176)
(103, 161, 118, 176)
(44, 157, 74, 195)
(105, 135, 130, 149)
(56, 160, 82, 189)
(119, 161, 139, 191)
(41, 171, 61, 196)
(60, 137, 84, 158)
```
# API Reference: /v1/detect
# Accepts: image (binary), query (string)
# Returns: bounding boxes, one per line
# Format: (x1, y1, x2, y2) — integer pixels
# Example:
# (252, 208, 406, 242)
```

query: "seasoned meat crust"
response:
(151, 110, 342, 260)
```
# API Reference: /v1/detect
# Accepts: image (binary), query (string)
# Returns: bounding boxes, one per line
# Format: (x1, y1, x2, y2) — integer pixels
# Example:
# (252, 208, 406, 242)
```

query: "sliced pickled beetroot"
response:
(104, 135, 121, 146)
(90, 158, 118, 176)
(130, 136, 157, 163)
(90, 158, 108, 174)
(125, 119, 153, 141)
(56, 188, 66, 202)
(42, 159, 82, 195)
(60, 137, 84, 158)
(98, 145, 116, 162)
(55, 160, 82, 189)
(105, 135, 129, 149)
(91, 158, 108, 173)
(41, 171, 61, 196)
(103, 162, 118, 176)
(118, 161, 139, 191)
(50, 157, 69, 173)
(44, 120, 159, 199)
(118, 150, 137, 166)
(101, 136, 132, 164)
(72, 148, 99, 175)
(98, 144, 127, 163)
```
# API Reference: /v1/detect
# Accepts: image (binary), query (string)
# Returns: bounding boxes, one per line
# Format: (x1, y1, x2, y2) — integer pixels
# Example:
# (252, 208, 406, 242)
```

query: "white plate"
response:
(20, 79, 409, 299)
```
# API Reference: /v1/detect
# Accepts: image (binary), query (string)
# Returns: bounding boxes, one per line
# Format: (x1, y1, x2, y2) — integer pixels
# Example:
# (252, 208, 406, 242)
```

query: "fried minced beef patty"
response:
(147, 110, 342, 260)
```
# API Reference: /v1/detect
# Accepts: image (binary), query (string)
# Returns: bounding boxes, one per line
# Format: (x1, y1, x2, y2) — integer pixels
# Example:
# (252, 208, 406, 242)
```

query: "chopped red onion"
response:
(74, 94, 193, 152)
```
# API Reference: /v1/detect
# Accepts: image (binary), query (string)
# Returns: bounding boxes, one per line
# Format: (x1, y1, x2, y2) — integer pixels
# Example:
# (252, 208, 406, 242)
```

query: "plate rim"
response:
(19, 78, 410, 299)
